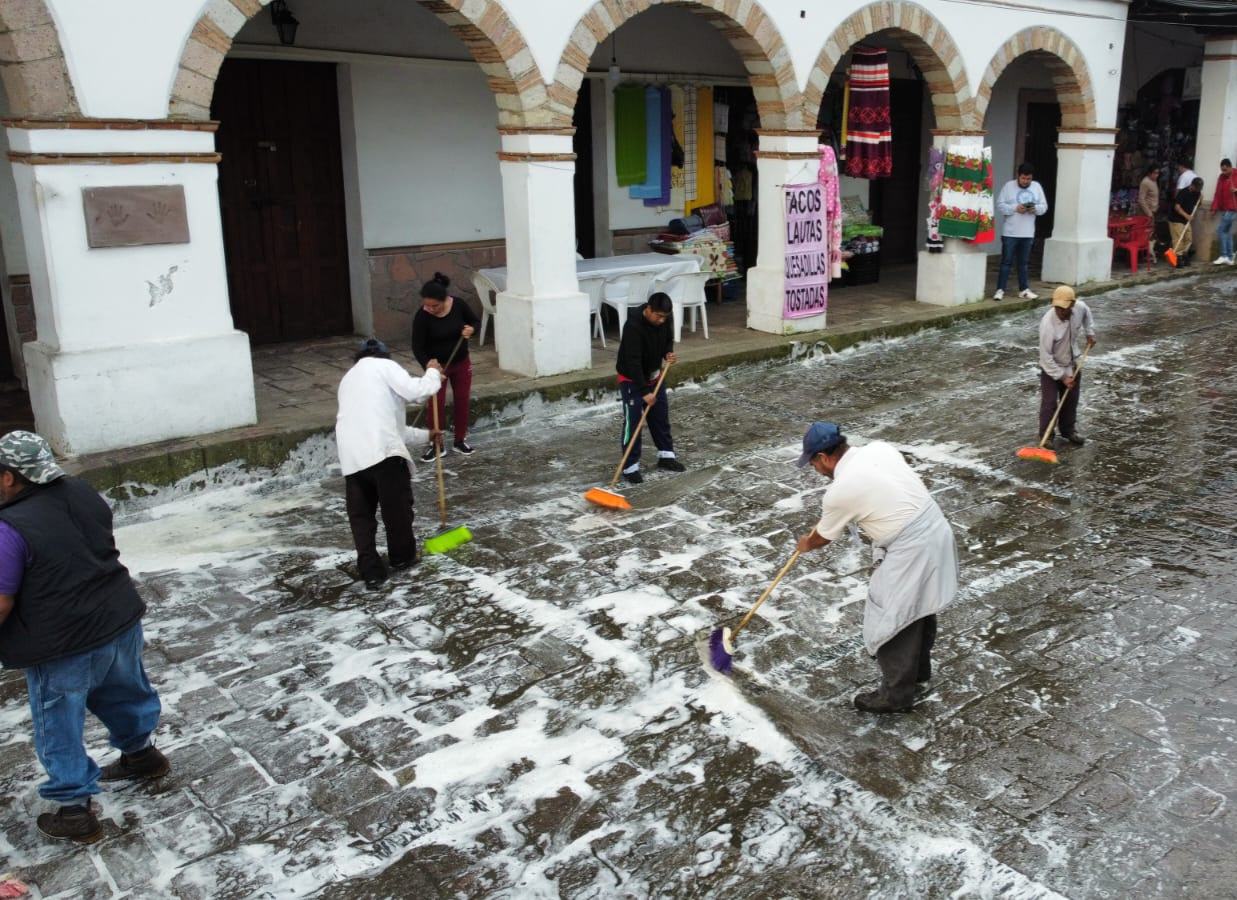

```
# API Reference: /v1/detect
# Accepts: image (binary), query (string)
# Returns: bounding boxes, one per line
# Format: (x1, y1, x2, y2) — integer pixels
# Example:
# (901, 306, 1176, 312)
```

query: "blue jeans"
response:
(997, 236, 1034, 291)
(1216, 211, 1236, 259)
(25, 621, 161, 804)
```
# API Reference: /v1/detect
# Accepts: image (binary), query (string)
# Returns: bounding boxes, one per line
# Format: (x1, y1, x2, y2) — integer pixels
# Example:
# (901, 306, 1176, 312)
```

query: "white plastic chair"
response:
(470, 272, 499, 346)
(602, 271, 656, 339)
(659, 271, 712, 339)
(577, 274, 607, 347)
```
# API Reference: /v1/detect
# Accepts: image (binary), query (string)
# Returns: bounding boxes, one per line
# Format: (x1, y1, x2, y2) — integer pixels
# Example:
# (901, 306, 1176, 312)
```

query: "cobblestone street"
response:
(2, 274, 1235, 898)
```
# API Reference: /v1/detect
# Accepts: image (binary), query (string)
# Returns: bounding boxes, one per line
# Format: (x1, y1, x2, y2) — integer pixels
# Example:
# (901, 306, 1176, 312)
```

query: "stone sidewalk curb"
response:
(62, 265, 1229, 495)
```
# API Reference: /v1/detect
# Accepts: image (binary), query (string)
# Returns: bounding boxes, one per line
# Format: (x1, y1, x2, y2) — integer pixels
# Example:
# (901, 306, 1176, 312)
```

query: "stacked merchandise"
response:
(835, 196, 884, 288)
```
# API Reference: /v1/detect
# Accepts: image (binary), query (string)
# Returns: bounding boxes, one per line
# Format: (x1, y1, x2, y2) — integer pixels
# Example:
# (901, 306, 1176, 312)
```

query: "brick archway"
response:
(547, 0, 804, 130)
(805, 1, 972, 132)
(975, 27, 1097, 130)
(169, 0, 545, 127)
(0, 0, 79, 118)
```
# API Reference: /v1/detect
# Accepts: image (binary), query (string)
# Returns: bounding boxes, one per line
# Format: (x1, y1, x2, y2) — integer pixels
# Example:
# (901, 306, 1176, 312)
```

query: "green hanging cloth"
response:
(614, 85, 647, 187)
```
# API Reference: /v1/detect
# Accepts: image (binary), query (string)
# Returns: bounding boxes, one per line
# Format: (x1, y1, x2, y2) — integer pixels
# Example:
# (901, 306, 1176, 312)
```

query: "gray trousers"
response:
(875, 614, 937, 706)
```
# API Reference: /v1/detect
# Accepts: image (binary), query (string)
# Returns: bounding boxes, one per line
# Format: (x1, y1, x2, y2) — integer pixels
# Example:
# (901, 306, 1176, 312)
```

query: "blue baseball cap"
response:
(796, 422, 844, 467)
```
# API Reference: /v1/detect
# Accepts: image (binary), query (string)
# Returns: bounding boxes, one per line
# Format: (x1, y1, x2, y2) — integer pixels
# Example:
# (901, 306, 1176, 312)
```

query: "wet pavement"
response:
(2, 274, 1235, 898)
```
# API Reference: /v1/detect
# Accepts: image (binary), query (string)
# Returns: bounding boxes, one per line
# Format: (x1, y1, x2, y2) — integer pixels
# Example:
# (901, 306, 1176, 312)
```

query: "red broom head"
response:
(1016, 446, 1059, 464)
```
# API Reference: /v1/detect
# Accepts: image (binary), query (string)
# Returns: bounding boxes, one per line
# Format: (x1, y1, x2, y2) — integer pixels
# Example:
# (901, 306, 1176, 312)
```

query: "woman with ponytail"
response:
(411, 273, 480, 459)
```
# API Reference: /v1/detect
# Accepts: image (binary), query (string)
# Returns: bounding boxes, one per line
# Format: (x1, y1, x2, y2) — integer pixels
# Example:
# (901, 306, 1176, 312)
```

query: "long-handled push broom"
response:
(708, 550, 802, 674)
(1163, 206, 1197, 267)
(422, 400, 473, 554)
(1016, 343, 1091, 465)
(584, 362, 673, 511)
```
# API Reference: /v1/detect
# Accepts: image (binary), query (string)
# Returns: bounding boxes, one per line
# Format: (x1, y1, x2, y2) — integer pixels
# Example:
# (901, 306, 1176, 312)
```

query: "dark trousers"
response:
(997, 236, 1034, 291)
(874, 614, 937, 706)
(619, 381, 673, 471)
(344, 456, 415, 582)
(1039, 369, 1082, 439)
(426, 358, 473, 444)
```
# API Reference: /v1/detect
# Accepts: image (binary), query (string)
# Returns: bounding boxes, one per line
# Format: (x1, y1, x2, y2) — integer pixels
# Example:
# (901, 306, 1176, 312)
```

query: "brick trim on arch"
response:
(548, 0, 805, 131)
(805, 1, 973, 133)
(168, 0, 545, 127)
(975, 27, 1097, 130)
(0, 0, 81, 118)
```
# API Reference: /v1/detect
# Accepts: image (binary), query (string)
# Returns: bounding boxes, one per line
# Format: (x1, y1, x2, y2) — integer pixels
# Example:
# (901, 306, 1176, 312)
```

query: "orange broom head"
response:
(584, 487, 632, 510)
(1016, 446, 1059, 464)
(1163, 248, 1179, 267)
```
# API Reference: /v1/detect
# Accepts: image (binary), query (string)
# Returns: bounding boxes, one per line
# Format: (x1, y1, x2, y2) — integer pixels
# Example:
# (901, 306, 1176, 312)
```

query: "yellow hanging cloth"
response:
(841, 79, 850, 148)
(688, 86, 715, 213)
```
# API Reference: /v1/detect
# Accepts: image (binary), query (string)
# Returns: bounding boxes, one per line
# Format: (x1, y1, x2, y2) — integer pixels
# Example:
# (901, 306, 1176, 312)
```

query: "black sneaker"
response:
(37, 801, 102, 844)
(657, 458, 686, 473)
(100, 746, 170, 782)
(453, 440, 474, 455)
(363, 573, 388, 590)
(852, 691, 913, 714)
(420, 446, 439, 463)
(622, 470, 644, 485)
(1061, 432, 1086, 446)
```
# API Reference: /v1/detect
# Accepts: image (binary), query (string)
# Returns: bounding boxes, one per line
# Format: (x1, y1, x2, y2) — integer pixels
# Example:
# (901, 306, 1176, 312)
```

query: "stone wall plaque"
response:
(82, 185, 191, 249)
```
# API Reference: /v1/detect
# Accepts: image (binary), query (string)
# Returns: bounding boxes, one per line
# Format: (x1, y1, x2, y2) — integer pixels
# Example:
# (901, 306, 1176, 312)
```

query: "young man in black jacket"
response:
(616, 293, 684, 484)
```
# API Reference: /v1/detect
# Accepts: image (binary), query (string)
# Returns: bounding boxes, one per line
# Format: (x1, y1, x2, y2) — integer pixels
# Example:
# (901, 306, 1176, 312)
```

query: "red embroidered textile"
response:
(844, 46, 892, 180)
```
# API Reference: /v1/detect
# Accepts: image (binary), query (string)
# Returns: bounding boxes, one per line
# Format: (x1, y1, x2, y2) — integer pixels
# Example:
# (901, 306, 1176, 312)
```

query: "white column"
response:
(746, 132, 824, 334)
(495, 132, 590, 377)
(1191, 36, 1237, 262)
(6, 123, 256, 455)
(916, 132, 988, 306)
(1041, 131, 1115, 285)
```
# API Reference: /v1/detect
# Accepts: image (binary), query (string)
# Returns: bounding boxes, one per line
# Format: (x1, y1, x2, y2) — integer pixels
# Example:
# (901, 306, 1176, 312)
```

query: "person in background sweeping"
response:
(616, 292, 683, 484)
(793, 423, 958, 713)
(336, 338, 443, 589)
(0, 431, 169, 844)
(412, 273, 478, 461)
(1038, 285, 1097, 448)
(993, 162, 1048, 301)
(1169, 177, 1204, 267)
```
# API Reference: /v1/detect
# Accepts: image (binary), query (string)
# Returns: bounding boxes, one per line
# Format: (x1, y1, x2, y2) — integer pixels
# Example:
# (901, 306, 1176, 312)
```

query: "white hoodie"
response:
(336, 357, 442, 476)
(996, 179, 1048, 239)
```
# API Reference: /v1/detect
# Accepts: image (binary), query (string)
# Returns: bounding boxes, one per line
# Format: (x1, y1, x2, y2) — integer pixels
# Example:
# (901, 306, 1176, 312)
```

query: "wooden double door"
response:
(213, 59, 352, 345)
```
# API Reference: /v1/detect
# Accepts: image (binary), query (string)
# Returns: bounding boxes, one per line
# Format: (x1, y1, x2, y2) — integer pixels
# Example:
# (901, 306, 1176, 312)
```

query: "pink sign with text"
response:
(783, 182, 828, 319)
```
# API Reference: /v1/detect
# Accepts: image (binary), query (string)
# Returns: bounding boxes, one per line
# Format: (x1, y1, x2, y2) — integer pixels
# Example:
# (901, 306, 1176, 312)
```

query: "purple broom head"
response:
(708, 626, 736, 674)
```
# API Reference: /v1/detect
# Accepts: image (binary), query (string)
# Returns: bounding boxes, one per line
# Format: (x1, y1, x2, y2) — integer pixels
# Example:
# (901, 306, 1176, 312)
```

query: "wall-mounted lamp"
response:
(608, 35, 621, 84)
(270, 0, 300, 46)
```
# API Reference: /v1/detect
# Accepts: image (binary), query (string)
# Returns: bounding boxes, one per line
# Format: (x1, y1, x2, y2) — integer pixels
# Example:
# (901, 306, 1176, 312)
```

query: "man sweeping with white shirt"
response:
(794, 423, 959, 713)
(993, 162, 1049, 301)
(1038, 285, 1097, 447)
(336, 339, 442, 589)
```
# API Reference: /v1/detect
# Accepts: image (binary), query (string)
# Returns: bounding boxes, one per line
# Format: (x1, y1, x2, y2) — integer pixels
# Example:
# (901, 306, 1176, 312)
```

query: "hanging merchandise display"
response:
(614, 84, 647, 187)
(630, 87, 664, 200)
(818, 144, 844, 280)
(669, 85, 687, 211)
(641, 87, 673, 207)
(683, 86, 698, 204)
(938, 145, 985, 240)
(926, 146, 945, 252)
(844, 46, 893, 180)
(687, 86, 715, 213)
(973, 147, 996, 244)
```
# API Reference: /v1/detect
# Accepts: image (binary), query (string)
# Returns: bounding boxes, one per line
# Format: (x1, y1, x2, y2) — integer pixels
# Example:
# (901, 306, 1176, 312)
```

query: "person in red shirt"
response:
(1213, 158, 1237, 265)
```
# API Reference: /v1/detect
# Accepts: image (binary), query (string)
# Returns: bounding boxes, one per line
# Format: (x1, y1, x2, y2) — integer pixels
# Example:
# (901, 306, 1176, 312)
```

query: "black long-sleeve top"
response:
(411, 300, 481, 369)
(616, 307, 674, 385)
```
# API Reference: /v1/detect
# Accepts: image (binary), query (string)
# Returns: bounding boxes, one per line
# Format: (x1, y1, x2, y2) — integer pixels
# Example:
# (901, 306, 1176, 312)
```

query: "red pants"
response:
(426, 359, 472, 443)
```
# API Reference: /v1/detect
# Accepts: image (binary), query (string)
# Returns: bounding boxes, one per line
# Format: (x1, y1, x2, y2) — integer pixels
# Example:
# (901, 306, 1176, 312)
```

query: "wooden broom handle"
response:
(731, 550, 802, 640)
(1038, 343, 1091, 449)
(431, 398, 448, 529)
(608, 362, 673, 489)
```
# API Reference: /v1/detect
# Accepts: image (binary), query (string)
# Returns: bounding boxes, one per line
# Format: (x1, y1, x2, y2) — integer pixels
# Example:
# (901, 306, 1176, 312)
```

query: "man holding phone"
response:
(993, 162, 1049, 301)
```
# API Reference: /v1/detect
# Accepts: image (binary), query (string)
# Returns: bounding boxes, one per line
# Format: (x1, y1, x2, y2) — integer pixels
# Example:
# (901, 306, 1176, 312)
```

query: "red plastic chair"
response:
(1112, 217, 1151, 273)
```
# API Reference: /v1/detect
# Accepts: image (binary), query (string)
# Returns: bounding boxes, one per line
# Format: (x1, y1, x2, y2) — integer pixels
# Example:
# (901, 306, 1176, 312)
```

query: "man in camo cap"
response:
(0, 430, 170, 844)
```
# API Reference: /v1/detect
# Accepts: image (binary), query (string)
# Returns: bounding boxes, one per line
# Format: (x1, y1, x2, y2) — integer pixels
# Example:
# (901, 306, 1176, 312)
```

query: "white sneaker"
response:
(992, 289, 1004, 301)
(1213, 256, 1232, 265)
(1019, 289, 1038, 300)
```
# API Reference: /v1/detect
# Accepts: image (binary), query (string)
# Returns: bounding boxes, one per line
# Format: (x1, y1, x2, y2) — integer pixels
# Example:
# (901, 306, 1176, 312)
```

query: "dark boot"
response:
(853, 691, 913, 714)
(100, 746, 170, 782)
(657, 457, 686, 472)
(37, 801, 102, 843)
(1061, 432, 1086, 446)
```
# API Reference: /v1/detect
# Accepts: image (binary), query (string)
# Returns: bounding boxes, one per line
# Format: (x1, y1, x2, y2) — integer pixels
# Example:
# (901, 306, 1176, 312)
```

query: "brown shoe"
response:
(853, 691, 913, 714)
(100, 746, 170, 782)
(37, 800, 102, 843)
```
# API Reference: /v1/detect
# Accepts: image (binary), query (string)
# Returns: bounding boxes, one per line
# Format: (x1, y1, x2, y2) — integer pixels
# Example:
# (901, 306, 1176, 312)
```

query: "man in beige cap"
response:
(1038, 286, 1097, 446)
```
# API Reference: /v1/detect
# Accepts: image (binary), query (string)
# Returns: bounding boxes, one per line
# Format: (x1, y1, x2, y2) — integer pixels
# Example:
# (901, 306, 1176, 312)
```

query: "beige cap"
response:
(1051, 285, 1076, 308)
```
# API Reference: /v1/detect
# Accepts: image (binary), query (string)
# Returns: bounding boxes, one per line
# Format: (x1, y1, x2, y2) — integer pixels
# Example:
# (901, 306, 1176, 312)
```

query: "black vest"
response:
(0, 477, 144, 668)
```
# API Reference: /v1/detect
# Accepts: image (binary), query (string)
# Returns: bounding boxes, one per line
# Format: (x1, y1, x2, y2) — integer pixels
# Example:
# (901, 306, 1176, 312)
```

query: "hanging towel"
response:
(644, 87, 673, 207)
(818, 144, 844, 280)
(688, 86, 715, 213)
(844, 46, 893, 180)
(614, 85, 647, 187)
(630, 87, 664, 199)
(670, 85, 686, 208)
(683, 86, 698, 204)
(972, 147, 996, 244)
(938, 145, 985, 240)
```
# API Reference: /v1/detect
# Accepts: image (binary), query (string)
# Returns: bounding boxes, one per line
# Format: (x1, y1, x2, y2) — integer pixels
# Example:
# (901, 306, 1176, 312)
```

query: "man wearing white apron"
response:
(794, 423, 959, 713)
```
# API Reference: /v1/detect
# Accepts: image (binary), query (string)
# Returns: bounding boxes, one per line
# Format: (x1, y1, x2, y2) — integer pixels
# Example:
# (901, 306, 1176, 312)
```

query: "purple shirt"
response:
(0, 521, 30, 595)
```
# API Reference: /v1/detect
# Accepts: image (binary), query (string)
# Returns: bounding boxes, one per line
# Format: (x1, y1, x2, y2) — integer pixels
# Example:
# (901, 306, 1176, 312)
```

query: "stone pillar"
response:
(1191, 36, 1237, 262)
(495, 131, 590, 377)
(1041, 130, 1115, 285)
(5, 120, 256, 455)
(916, 131, 988, 306)
(746, 132, 824, 334)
